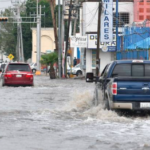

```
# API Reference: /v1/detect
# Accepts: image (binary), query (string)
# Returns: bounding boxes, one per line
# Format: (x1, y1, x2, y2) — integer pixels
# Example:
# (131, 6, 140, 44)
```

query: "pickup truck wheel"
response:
(93, 88, 98, 106)
(104, 98, 110, 110)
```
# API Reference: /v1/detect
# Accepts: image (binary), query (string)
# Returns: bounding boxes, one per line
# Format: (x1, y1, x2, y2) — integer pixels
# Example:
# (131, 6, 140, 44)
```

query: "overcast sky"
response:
(0, 0, 63, 10)
(0, 0, 26, 10)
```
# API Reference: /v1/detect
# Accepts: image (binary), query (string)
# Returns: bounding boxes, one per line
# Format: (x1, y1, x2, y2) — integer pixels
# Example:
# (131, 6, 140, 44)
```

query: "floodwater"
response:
(0, 75, 150, 150)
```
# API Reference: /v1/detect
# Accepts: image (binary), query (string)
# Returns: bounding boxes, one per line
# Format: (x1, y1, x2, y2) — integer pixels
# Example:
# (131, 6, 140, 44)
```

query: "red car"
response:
(1, 62, 34, 86)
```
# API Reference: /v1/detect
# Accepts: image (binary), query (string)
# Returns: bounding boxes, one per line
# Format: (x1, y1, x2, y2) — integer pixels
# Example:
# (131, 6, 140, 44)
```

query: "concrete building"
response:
(0, 53, 10, 63)
(81, 1, 134, 74)
(31, 28, 55, 63)
(134, 0, 150, 23)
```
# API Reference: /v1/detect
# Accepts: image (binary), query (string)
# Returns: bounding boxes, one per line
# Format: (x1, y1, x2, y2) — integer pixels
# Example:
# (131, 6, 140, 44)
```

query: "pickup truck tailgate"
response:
(114, 78, 150, 101)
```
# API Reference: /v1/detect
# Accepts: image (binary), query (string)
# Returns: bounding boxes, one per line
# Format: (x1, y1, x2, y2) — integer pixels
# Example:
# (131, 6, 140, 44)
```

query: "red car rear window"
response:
(7, 64, 30, 71)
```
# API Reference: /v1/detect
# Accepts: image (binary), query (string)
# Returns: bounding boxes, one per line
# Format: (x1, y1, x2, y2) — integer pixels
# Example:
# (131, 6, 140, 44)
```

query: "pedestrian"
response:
(73, 57, 77, 66)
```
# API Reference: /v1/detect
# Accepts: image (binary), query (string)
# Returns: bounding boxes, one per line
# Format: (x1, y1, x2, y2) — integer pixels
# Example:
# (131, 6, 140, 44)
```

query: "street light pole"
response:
(36, 0, 39, 69)
(36, 0, 41, 72)
(58, 0, 61, 78)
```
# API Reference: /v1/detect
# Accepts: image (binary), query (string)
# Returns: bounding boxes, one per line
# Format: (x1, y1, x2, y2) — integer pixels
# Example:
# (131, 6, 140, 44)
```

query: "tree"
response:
(0, 0, 53, 61)
(0, 9, 17, 60)
(48, 0, 58, 53)
(40, 52, 58, 79)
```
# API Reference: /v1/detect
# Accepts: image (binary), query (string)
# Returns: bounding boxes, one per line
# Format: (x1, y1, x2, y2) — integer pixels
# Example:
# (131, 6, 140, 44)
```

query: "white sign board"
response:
(70, 36, 87, 48)
(101, 0, 113, 42)
(87, 34, 116, 52)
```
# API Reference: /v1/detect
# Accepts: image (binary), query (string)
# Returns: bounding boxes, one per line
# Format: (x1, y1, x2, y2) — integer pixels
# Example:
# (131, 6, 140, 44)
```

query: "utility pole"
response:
(64, 0, 73, 77)
(61, 0, 65, 78)
(36, 0, 41, 72)
(96, 1, 102, 78)
(73, 0, 79, 35)
(116, 0, 119, 51)
(49, 0, 58, 53)
(14, 0, 24, 62)
(58, 0, 61, 78)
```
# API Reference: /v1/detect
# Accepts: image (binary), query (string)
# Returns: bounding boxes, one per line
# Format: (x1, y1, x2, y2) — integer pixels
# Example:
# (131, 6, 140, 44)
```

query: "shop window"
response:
(139, 15, 144, 20)
(139, 8, 144, 13)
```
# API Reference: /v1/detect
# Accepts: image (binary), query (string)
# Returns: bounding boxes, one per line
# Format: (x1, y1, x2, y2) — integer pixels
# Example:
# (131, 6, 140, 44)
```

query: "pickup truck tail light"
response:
(111, 82, 117, 95)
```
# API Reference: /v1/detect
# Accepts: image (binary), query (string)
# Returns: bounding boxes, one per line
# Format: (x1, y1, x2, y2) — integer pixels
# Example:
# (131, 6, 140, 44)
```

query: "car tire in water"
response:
(32, 69, 36, 73)
(2, 82, 5, 87)
(76, 70, 82, 76)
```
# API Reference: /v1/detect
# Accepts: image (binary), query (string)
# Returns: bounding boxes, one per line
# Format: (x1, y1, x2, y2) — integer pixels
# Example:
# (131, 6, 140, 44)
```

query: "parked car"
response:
(30, 63, 37, 73)
(86, 60, 150, 112)
(68, 64, 83, 76)
(0, 62, 34, 86)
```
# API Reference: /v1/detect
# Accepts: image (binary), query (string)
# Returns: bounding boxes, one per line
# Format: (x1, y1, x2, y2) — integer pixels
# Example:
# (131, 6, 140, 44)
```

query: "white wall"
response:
(82, 2, 99, 34)
(86, 50, 113, 74)
(82, 2, 134, 33)
(86, 50, 92, 73)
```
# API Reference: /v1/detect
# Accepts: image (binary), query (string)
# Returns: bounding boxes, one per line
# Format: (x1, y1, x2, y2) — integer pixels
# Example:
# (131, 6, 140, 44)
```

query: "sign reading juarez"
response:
(8, 54, 14, 60)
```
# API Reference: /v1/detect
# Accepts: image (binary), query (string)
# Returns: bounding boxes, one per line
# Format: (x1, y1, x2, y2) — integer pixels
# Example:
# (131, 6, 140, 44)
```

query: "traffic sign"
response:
(8, 54, 14, 60)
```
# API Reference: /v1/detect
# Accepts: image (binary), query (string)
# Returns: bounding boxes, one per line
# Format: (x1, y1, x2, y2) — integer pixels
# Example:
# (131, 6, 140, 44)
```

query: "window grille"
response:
(113, 13, 129, 27)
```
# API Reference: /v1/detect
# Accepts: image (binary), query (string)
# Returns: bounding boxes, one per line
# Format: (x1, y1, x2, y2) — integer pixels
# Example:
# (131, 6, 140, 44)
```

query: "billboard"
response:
(101, 0, 113, 42)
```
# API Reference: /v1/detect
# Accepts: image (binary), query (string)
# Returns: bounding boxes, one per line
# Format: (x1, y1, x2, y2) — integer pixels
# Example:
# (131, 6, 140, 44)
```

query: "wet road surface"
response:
(0, 75, 150, 150)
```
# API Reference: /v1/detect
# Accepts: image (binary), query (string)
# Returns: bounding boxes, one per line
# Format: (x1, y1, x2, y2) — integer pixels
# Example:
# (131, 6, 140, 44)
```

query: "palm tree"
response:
(40, 52, 58, 79)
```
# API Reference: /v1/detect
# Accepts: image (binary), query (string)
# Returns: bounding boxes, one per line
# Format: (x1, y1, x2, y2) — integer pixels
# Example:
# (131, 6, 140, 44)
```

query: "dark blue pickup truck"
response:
(86, 60, 150, 111)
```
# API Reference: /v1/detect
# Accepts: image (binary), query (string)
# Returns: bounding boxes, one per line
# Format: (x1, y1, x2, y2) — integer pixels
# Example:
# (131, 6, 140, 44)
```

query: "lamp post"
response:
(36, 0, 41, 72)
(58, 0, 62, 78)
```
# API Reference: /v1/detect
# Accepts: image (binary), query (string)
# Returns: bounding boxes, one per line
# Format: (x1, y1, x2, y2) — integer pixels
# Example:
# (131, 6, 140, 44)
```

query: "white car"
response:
(30, 63, 37, 73)
(70, 64, 83, 76)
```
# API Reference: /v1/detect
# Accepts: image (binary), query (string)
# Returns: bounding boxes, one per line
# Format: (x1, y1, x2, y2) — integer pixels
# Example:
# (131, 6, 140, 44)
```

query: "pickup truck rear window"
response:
(7, 64, 30, 71)
(112, 64, 150, 77)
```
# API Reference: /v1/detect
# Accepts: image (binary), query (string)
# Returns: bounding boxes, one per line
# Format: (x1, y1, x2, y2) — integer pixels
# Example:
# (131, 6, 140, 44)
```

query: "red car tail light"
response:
(111, 82, 117, 95)
(26, 74, 33, 78)
(5, 73, 12, 78)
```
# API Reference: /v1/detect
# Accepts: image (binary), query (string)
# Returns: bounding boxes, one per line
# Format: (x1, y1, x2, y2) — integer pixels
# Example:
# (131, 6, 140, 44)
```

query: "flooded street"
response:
(0, 75, 150, 150)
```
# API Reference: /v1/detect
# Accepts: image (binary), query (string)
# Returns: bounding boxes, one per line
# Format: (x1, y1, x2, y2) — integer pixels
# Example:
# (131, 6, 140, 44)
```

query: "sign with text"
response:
(101, 0, 113, 42)
(87, 34, 116, 52)
(70, 36, 87, 48)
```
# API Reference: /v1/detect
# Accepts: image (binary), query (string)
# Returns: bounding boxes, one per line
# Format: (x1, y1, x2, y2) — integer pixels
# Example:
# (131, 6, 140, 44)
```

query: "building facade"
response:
(81, 1, 134, 74)
(134, 0, 150, 22)
(31, 28, 55, 63)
